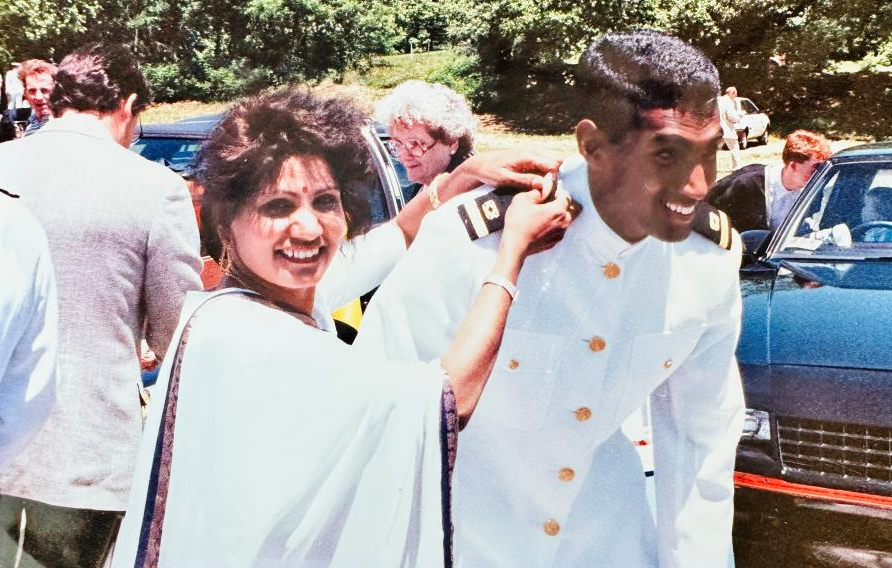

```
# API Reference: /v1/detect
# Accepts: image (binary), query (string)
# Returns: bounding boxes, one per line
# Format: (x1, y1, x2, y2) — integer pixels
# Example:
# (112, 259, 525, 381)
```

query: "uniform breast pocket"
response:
(473, 330, 566, 431)
(623, 326, 705, 395)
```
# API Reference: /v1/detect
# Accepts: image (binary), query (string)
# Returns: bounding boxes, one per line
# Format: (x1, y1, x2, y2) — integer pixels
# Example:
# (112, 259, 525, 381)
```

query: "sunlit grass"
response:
(344, 50, 461, 93)
(141, 100, 230, 124)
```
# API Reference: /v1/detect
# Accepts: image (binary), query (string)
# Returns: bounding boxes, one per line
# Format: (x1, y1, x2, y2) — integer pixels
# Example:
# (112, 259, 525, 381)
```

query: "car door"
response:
(738, 158, 892, 487)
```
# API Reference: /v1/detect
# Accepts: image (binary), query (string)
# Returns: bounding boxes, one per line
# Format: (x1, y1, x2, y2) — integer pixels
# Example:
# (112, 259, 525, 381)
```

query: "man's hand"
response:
(439, 149, 563, 202)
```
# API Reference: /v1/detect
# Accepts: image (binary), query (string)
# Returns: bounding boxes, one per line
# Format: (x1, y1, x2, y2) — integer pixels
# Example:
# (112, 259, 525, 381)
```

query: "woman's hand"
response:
(439, 149, 563, 202)
(442, 182, 576, 428)
(500, 186, 576, 260)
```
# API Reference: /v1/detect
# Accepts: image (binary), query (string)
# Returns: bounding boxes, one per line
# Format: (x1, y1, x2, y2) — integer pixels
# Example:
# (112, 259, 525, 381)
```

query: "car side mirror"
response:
(741, 229, 772, 266)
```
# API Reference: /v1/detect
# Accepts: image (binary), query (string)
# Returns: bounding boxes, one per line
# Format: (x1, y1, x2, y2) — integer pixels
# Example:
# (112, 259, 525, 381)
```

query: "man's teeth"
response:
(282, 248, 320, 260)
(666, 202, 695, 215)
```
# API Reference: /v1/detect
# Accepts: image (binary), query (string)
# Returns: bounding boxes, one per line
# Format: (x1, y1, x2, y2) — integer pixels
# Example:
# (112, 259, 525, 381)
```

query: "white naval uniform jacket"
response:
(355, 154, 745, 567)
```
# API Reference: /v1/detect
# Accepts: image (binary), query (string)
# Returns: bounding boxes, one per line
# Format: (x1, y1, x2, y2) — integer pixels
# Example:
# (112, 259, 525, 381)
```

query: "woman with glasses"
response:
(377, 80, 476, 203)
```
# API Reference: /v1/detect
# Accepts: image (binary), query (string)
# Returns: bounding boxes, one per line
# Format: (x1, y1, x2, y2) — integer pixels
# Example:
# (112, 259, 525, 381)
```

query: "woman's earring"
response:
(219, 239, 233, 274)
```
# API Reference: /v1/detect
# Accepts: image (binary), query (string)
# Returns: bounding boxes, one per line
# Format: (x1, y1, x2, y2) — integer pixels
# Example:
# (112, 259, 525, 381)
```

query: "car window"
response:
(739, 99, 759, 114)
(364, 171, 391, 226)
(779, 164, 892, 255)
(131, 137, 201, 173)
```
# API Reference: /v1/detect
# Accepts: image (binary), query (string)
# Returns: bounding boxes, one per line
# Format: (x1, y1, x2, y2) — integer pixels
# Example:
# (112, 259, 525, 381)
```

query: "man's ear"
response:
(575, 119, 609, 162)
(120, 93, 138, 119)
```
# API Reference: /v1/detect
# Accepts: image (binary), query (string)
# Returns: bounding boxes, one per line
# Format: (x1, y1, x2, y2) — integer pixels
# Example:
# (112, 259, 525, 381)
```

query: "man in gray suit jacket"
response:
(0, 43, 202, 566)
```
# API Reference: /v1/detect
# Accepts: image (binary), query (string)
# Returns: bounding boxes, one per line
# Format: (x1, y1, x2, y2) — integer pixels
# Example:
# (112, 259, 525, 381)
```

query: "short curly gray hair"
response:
(375, 80, 476, 159)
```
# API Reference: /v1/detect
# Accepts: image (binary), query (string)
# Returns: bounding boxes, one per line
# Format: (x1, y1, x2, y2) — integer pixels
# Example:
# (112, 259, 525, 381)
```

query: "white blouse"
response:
(113, 290, 452, 567)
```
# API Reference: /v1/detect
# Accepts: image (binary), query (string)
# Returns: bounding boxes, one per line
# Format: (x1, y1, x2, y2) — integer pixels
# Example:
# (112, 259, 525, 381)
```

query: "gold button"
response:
(575, 407, 592, 421)
(543, 519, 560, 536)
(558, 467, 575, 481)
(603, 262, 621, 279)
(508, 359, 520, 370)
(588, 336, 606, 352)
(663, 359, 673, 369)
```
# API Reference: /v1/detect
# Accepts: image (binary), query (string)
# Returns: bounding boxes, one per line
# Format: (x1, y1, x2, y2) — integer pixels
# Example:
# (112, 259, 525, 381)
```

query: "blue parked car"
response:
(733, 142, 892, 566)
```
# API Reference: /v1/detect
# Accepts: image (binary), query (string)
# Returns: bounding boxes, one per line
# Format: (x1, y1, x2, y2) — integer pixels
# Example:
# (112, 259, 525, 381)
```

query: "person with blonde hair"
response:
(376, 80, 477, 202)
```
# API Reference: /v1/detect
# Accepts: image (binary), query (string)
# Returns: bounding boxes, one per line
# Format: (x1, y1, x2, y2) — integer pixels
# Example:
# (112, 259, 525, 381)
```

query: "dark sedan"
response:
(733, 142, 892, 566)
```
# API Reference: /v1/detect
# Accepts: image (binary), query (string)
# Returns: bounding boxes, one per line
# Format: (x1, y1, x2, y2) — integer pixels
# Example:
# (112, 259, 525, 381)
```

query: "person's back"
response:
(0, 193, 58, 470)
(708, 130, 832, 233)
(0, 43, 201, 567)
(707, 162, 769, 232)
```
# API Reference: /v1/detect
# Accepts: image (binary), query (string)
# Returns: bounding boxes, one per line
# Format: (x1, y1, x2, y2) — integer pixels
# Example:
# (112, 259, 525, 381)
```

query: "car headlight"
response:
(742, 408, 771, 441)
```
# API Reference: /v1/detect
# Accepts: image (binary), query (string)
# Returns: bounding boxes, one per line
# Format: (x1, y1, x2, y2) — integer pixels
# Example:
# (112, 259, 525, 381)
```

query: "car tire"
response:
(757, 128, 769, 146)
(739, 130, 749, 150)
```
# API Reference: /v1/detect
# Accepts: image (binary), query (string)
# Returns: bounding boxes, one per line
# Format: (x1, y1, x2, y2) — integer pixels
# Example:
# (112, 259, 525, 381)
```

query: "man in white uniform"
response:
(356, 30, 744, 566)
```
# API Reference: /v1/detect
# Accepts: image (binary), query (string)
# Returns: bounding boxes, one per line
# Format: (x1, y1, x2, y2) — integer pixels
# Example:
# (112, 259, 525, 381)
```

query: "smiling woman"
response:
(111, 87, 574, 567)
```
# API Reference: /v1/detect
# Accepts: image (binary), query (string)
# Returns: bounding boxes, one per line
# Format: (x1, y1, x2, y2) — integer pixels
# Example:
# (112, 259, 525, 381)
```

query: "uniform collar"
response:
(560, 154, 651, 262)
(40, 112, 116, 143)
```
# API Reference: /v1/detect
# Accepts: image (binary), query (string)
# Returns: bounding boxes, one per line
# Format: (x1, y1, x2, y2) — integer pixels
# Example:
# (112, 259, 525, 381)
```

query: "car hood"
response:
(764, 259, 892, 370)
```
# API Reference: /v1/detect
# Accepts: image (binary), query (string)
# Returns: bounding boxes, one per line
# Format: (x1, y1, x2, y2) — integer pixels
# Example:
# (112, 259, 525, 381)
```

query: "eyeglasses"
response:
(386, 138, 437, 158)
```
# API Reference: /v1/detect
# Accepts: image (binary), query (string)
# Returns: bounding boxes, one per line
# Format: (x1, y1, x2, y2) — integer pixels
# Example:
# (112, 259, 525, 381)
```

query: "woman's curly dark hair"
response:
(197, 88, 373, 262)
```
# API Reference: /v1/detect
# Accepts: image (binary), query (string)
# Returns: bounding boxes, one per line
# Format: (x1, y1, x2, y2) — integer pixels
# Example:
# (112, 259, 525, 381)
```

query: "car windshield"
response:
(739, 99, 759, 114)
(778, 162, 892, 258)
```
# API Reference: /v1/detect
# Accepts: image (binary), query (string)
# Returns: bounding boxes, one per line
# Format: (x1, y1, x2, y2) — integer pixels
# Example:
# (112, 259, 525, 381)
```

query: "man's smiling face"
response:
(579, 106, 722, 243)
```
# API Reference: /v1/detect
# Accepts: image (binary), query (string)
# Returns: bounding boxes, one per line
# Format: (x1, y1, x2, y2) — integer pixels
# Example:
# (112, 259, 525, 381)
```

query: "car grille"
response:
(777, 417, 892, 483)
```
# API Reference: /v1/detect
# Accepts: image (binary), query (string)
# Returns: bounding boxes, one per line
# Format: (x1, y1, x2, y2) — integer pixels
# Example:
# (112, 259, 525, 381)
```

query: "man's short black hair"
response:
(576, 30, 720, 141)
(50, 43, 151, 116)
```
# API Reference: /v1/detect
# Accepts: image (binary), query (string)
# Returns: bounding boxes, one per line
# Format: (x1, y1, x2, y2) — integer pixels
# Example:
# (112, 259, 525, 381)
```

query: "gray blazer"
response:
(0, 114, 202, 510)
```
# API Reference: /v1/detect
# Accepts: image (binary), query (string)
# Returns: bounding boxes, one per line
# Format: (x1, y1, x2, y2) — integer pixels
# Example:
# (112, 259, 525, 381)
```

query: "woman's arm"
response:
(393, 150, 562, 246)
(440, 187, 574, 428)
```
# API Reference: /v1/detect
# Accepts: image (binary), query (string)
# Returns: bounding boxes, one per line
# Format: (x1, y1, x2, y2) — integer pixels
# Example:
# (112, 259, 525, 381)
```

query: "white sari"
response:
(113, 289, 453, 567)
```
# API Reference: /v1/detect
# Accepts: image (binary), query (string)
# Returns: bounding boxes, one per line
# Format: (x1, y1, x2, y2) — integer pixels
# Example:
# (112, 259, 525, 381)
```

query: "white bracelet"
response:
(482, 274, 518, 302)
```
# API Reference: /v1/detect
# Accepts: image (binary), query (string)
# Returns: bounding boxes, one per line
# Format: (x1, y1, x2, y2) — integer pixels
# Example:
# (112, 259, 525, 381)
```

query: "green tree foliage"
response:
(445, 0, 892, 135)
(1, 0, 410, 101)
(389, 0, 452, 53)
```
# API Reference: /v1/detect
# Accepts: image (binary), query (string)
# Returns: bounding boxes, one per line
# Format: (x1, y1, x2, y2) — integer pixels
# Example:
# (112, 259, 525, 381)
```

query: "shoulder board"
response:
(0, 187, 19, 199)
(456, 184, 583, 241)
(456, 186, 516, 240)
(692, 203, 733, 250)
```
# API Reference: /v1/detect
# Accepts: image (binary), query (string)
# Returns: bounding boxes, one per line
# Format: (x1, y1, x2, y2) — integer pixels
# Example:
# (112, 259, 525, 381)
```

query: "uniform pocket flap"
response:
(626, 326, 705, 378)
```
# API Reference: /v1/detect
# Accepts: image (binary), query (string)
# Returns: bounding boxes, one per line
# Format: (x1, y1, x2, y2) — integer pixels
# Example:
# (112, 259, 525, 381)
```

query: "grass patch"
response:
(344, 50, 461, 92)
(141, 100, 230, 124)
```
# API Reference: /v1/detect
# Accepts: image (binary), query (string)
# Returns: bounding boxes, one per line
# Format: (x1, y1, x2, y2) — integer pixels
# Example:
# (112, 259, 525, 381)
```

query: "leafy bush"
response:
(424, 53, 482, 102)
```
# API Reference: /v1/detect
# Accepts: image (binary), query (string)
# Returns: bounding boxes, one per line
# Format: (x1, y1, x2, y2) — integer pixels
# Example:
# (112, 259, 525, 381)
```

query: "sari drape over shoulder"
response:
(113, 290, 452, 567)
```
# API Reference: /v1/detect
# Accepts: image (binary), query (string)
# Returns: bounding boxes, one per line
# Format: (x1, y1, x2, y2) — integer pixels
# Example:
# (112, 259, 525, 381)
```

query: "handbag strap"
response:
(134, 288, 256, 567)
